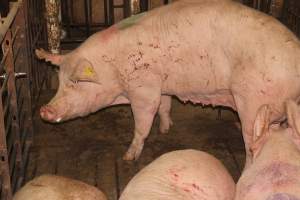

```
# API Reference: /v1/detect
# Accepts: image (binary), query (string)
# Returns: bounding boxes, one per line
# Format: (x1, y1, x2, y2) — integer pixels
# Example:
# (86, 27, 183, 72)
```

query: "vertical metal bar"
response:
(140, 0, 149, 12)
(70, 0, 74, 38)
(2, 30, 21, 200)
(109, 0, 115, 25)
(14, 0, 34, 191)
(84, 0, 91, 37)
(65, 0, 71, 38)
(0, 79, 12, 200)
(89, 0, 93, 32)
(0, 0, 9, 17)
(104, 0, 109, 26)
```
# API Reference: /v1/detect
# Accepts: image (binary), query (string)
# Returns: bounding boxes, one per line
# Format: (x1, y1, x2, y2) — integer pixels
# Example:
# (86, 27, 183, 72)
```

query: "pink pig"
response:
(36, 0, 300, 165)
(119, 150, 235, 200)
(235, 100, 300, 200)
(13, 175, 107, 200)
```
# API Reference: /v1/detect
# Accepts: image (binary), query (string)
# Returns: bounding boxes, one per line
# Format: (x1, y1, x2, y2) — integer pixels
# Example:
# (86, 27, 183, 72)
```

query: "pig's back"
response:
(119, 149, 235, 200)
(115, 0, 300, 96)
(13, 175, 107, 200)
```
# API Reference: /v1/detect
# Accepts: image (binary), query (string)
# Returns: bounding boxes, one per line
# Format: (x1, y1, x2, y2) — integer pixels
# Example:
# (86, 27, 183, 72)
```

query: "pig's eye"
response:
(69, 78, 79, 84)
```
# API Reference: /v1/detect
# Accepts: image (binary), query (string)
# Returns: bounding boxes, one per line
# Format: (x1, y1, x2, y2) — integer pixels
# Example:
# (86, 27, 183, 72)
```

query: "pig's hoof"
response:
(159, 119, 173, 134)
(123, 148, 142, 161)
(234, 121, 241, 131)
(159, 126, 170, 134)
(122, 152, 135, 161)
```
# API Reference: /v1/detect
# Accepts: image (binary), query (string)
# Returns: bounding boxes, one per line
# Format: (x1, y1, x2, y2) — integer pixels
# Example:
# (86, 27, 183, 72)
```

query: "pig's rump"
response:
(120, 150, 235, 200)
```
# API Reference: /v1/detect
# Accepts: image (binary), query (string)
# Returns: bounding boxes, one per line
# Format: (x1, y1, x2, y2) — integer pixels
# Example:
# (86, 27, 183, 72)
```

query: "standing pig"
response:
(36, 0, 300, 165)
(119, 149, 235, 200)
(13, 175, 107, 200)
(235, 100, 300, 200)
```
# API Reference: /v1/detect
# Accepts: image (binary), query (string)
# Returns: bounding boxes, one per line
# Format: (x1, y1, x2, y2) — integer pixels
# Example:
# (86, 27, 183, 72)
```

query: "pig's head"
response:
(250, 100, 300, 161)
(36, 48, 122, 123)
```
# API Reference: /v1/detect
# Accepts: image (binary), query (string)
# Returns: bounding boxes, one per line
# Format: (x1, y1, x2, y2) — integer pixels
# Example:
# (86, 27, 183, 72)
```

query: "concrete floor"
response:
(25, 91, 245, 200)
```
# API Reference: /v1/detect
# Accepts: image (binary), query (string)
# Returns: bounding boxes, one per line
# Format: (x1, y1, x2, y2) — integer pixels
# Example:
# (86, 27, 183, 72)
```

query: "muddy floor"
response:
(25, 90, 245, 200)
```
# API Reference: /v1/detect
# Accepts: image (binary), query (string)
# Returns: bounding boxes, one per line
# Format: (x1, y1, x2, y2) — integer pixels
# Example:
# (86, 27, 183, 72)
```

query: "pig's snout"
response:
(266, 193, 300, 200)
(40, 105, 62, 123)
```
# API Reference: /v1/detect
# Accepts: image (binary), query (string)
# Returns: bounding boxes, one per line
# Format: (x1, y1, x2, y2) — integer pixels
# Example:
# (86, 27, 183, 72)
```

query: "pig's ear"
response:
(286, 99, 300, 137)
(250, 104, 271, 159)
(69, 59, 99, 83)
(35, 48, 64, 66)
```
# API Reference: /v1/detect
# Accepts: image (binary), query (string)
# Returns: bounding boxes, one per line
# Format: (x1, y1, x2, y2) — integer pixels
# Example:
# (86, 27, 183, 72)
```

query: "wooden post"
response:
(45, 0, 61, 54)
(130, 0, 140, 15)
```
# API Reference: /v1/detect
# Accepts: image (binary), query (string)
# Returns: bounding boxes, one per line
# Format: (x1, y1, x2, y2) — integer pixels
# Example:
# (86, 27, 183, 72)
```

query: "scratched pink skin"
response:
(235, 100, 300, 200)
(119, 150, 235, 200)
(36, 0, 300, 163)
(13, 175, 107, 200)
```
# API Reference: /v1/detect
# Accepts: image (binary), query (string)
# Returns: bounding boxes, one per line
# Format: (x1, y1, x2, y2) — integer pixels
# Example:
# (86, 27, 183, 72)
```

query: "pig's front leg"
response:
(158, 95, 173, 134)
(123, 83, 161, 161)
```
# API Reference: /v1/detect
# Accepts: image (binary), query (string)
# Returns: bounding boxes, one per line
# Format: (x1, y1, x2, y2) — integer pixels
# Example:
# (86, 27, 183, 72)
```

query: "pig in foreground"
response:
(36, 0, 300, 163)
(13, 175, 107, 200)
(119, 149, 235, 200)
(235, 100, 300, 200)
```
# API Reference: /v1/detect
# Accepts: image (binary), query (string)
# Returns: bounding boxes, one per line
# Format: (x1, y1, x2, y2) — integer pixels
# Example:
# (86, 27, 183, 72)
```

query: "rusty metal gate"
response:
(0, 0, 48, 200)
(61, 0, 130, 44)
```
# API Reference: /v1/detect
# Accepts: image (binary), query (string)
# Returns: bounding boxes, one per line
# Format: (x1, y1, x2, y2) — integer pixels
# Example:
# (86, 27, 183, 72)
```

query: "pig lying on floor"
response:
(235, 100, 300, 200)
(36, 0, 300, 165)
(13, 175, 107, 200)
(119, 150, 235, 200)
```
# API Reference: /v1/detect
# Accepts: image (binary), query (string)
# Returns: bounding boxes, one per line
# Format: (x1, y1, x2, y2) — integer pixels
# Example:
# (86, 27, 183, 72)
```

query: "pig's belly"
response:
(175, 90, 236, 110)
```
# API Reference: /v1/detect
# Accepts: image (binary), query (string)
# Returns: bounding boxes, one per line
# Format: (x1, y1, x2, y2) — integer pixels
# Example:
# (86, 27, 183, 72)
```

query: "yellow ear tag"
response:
(84, 66, 95, 77)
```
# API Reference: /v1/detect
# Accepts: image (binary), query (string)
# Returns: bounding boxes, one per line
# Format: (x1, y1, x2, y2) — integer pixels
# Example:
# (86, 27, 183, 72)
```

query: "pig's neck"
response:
(75, 29, 119, 62)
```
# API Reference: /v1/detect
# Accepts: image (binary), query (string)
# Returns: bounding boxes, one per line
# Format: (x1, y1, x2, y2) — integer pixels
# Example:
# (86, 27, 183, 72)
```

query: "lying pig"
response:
(235, 100, 300, 200)
(119, 149, 235, 200)
(36, 0, 300, 164)
(13, 175, 107, 200)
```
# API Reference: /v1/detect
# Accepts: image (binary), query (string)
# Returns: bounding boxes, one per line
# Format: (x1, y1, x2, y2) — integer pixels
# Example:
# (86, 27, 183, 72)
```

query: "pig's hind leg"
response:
(123, 82, 162, 161)
(158, 95, 173, 134)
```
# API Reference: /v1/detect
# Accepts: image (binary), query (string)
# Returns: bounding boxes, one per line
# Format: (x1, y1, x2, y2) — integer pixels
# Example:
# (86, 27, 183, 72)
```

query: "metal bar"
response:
(104, 0, 109, 26)
(2, 30, 23, 197)
(109, 0, 115, 25)
(0, 68, 12, 200)
(0, 0, 9, 17)
(84, 0, 91, 37)
(1, 73, 10, 93)
(140, 0, 149, 12)
(63, 0, 71, 38)
(16, 1, 35, 191)
(0, 2, 20, 44)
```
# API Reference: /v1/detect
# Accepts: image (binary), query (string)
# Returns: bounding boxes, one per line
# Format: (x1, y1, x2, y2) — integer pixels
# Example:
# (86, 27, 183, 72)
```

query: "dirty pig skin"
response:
(36, 0, 300, 164)
(235, 100, 300, 200)
(120, 150, 235, 200)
